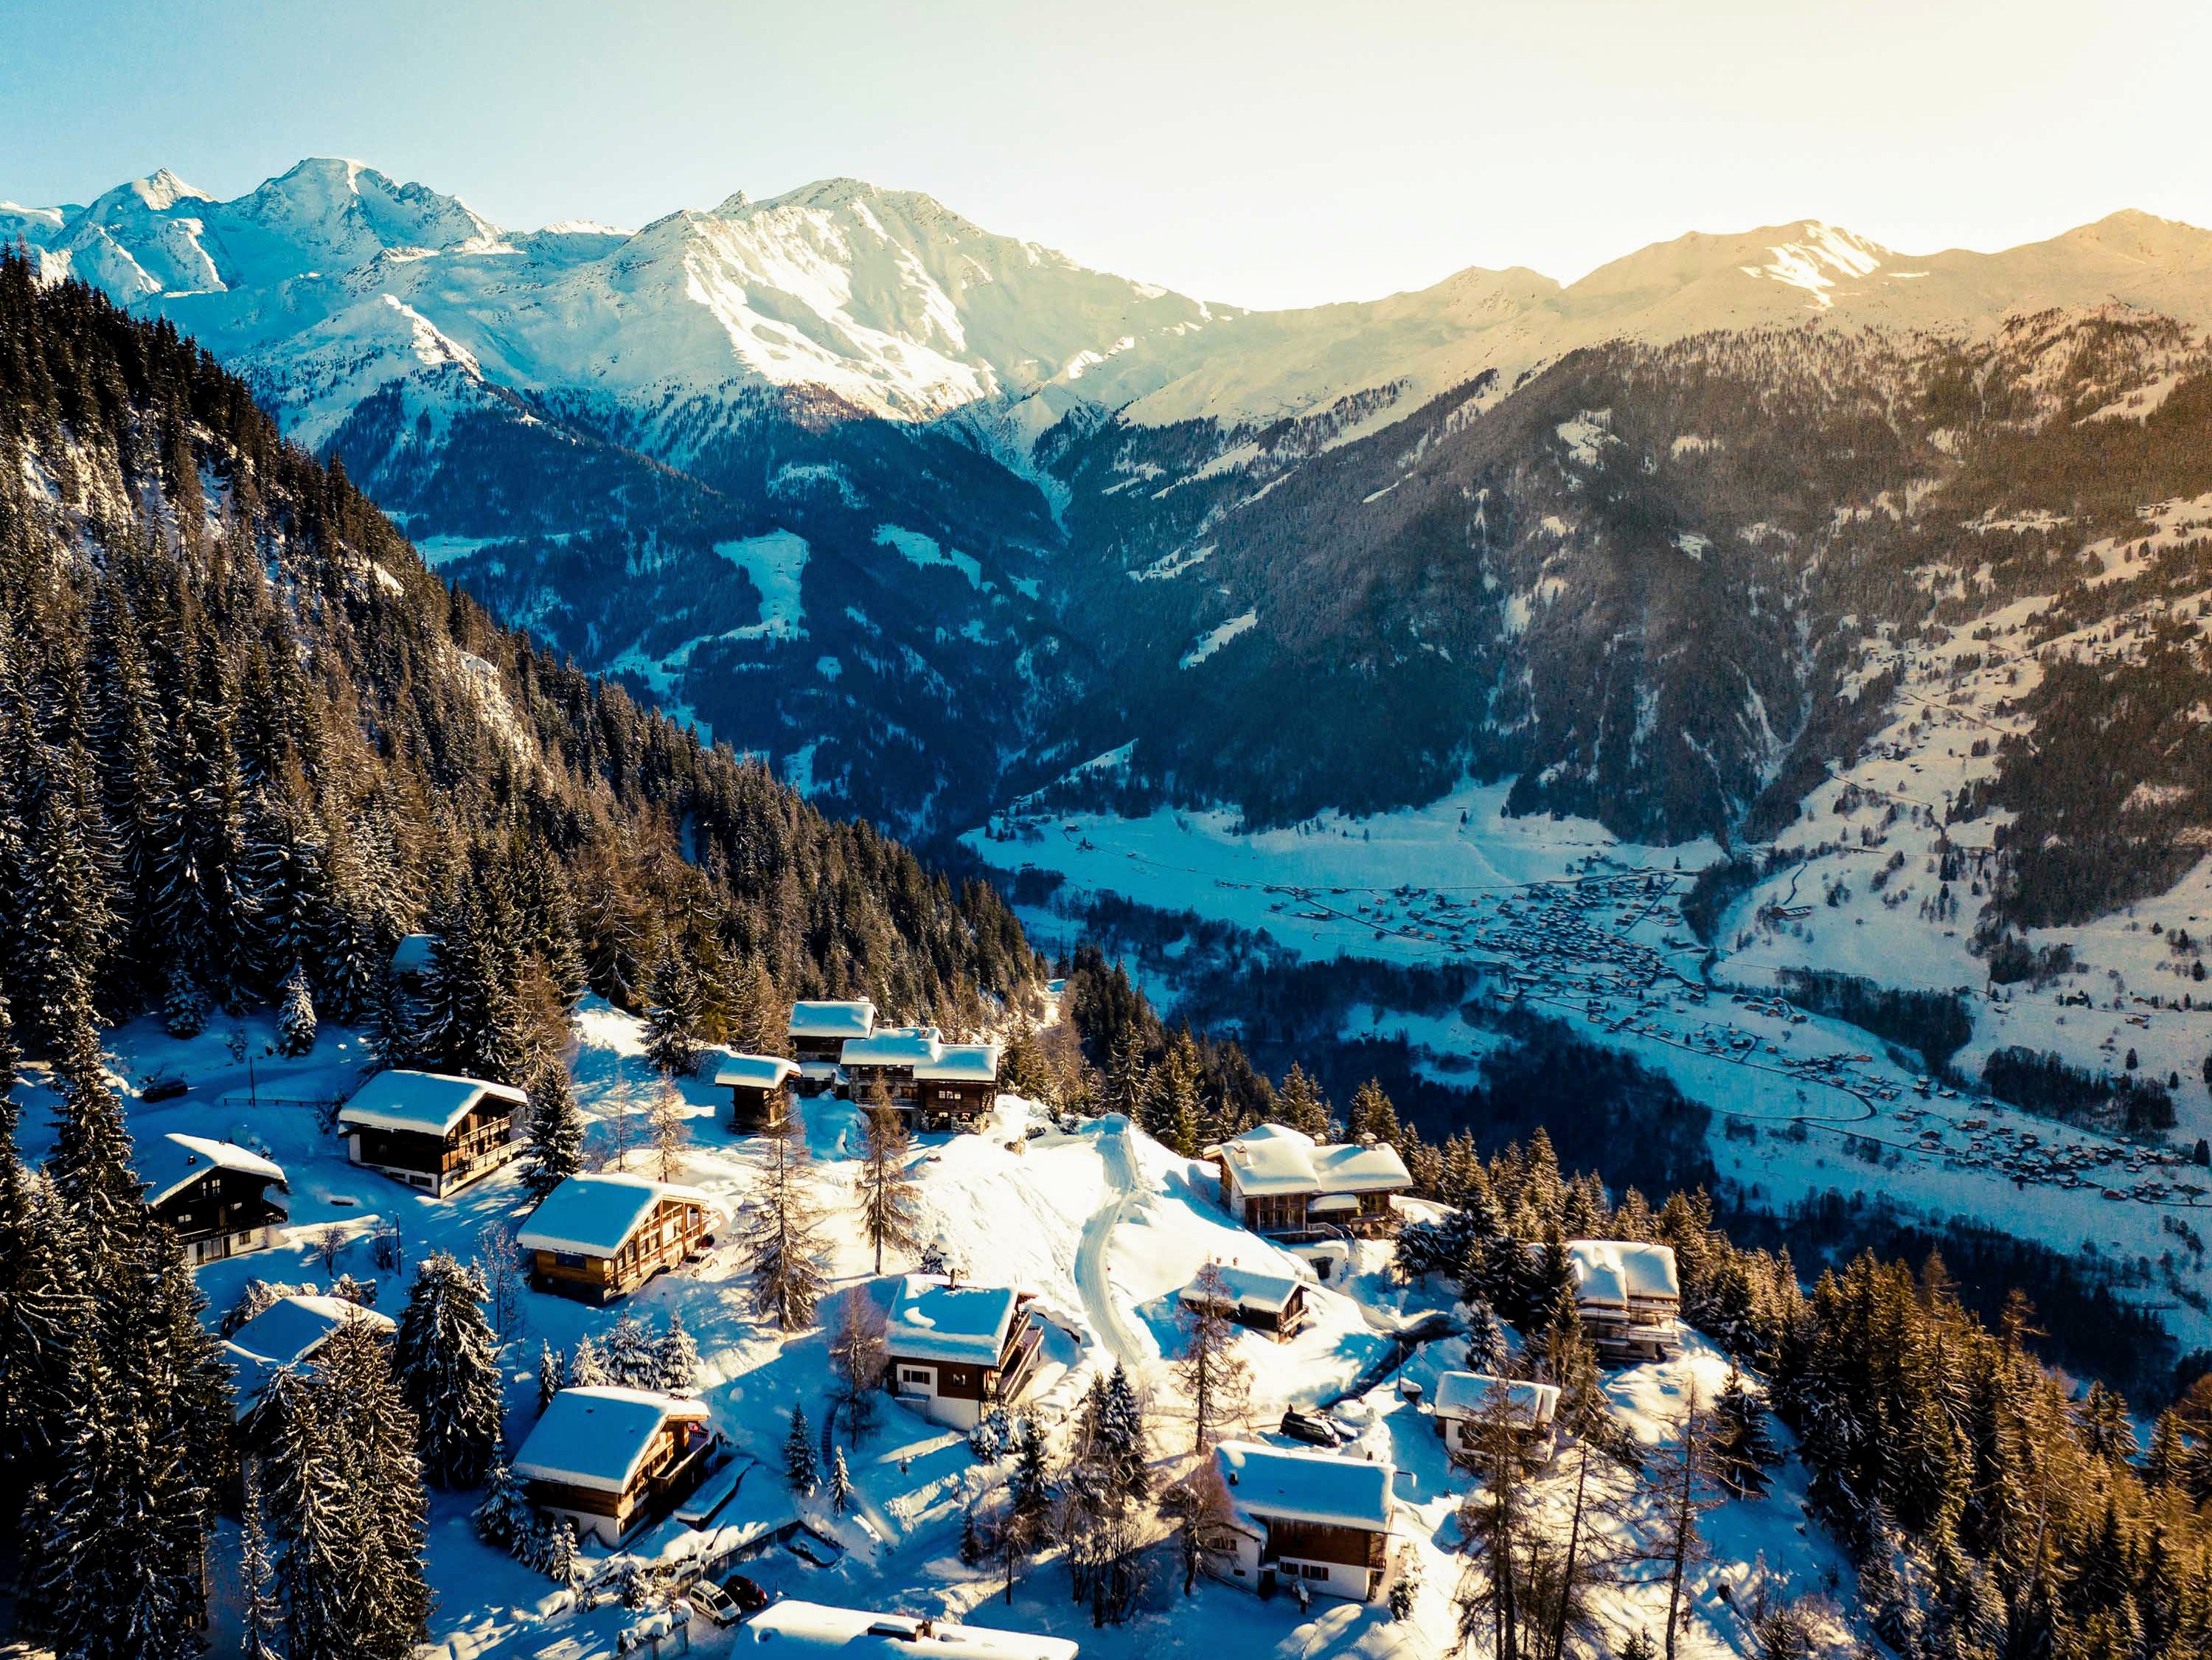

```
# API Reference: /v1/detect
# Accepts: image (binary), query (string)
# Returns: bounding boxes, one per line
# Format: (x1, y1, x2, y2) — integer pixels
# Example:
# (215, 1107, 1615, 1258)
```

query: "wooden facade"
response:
(521, 1416, 717, 1546)
(153, 1165, 287, 1265)
(915, 1075, 995, 1131)
(528, 1192, 717, 1304)
(884, 1301, 1045, 1430)
(346, 1097, 521, 1197)
(728, 1077, 794, 1132)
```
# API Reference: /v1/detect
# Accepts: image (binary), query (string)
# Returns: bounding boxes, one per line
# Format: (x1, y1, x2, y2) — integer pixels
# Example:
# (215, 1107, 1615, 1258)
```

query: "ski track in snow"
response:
(1074, 1115, 1153, 1372)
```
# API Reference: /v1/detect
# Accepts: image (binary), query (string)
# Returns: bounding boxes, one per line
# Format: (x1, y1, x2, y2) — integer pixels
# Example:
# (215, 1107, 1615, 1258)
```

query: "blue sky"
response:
(4, 0, 2208, 309)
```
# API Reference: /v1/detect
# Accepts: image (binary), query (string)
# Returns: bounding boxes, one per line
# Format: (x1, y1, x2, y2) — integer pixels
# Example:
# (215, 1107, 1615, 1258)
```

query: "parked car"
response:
(1279, 1409, 1346, 1448)
(721, 1574, 769, 1615)
(688, 1583, 740, 1626)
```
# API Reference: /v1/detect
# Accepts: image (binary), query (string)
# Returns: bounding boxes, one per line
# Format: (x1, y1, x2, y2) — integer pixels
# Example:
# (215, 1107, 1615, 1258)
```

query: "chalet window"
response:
(898, 1366, 933, 1386)
(554, 1251, 585, 1269)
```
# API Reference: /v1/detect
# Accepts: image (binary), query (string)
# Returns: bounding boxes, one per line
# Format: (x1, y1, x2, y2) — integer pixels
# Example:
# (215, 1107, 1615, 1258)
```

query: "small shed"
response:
(714, 1053, 799, 1131)
(518, 1173, 727, 1303)
(1176, 1264, 1310, 1340)
(512, 1386, 719, 1546)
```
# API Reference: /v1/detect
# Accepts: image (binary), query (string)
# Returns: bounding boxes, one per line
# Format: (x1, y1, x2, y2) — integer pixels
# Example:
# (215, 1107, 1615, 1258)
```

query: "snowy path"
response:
(1074, 1116, 1152, 1372)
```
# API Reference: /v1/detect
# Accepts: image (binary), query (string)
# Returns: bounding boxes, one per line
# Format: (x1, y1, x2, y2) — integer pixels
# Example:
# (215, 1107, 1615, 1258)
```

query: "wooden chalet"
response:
(1214, 1440, 1396, 1602)
(837, 1026, 942, 1110)
(336, 1069, 527, 1197)
(883, 1275, 1045, 1430)
(913, 1042, 1001, 1131)
(789, 999, 877, 1093)
(1208, 1125, 1411, 1241)
(226, 1294, 396, 1435)
(512, 1386, 720, 1546)
(742, 1601, 1079, 1660)
(714, 1053, 799, 1131)
(1431, 1372, 1560, 1464)
(139, 1132, 288, 1264)
(1177, 1264, 1310, 1340)
(1568, 1239, 1682, 1362)
(518, 1173, 727, 1304)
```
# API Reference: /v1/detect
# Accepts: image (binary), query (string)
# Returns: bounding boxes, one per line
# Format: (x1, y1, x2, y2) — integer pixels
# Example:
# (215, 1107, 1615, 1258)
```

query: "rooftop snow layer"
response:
(1568, 1240, 1680, 1307)
(515, 1173, 725, 1258)
(338, 1069, 526, 1136)
(713, 1053, 800, 1090)
(789, 999, 877, 1041)
(1178, 1264, 1303, 1314)
(1209, 1123, 1411, 1196)
(742, 1601, 1079, 1660)
(885, 1276, 1020, 1366)
(389, 932, 436, 974)
(841, 1027, 944, 1068)
(913, 1042, 1000, 1083)
(1433, 1372, 1561, 1425)
(511, 1386, 710, 1493)
(224, 1294, 394, 1417)
(1215, 1440, 1394, 1530)
(137, 1132, 288, 1209)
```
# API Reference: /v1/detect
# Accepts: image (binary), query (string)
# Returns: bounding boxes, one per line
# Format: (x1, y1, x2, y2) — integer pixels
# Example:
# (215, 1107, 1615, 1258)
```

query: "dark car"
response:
(1279, 1409, 1344, 1448)
(721, 1574, 769, 1616)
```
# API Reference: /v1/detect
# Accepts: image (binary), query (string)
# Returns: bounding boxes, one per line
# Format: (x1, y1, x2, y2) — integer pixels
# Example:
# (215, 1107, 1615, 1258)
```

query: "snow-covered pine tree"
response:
(1462, 1296, 1511, 1376)
(644, 945, 704, 1077)
(364, 959, 420, 1071)
(830, 1447, 854, 1515)
(857, 1091, 922, 1274)
(740, 1105, 830, 1330)
(568, 1333, 609, 1387)
(45, 997, 144, 1275)
(605, 1310, 658, 1389)
(785, 1403, 820, 1493)
(521, 1063, 587, 1201)
(538, 1340, 565, 1414)
(1098, 1362, 1150, 1504)
(160, 959, 209, 1038)
(472, 1459, 533, 1551)
(276, 961, 319, 1056)
(394, 1251, 505, 1488)
(655, 1308, 700, 1394)
(543, 1517, 580, 1584)
(1710, 1363, 1778, 1498)
(240, 1466, 285, 1660)
(1277, 1060, 1330, 1139)
(647, 1077, 690, 1183)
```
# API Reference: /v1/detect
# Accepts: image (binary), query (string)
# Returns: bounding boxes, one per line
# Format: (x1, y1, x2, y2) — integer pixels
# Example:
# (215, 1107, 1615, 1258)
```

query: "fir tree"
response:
(605, 1310, 658, 1389)
(644, 944, 703, 1077)
(160, 960, 209, 1038)
(1173, 1261, 1252, 1451)
(394, 1252, 504, 1489)
(829, 1289, 885, 1441)
(276, 960, 318, 1056)
(785, 1403, 820, 1493)
(1709, 1363, 1778, 1498)
(655, 1308, 700, 1394)
(240, 1466, 284, 1660)
(537, 1340, 564, 1415)
(740, 1105, 830, 1330)
(521, 1063, 586, 1201)
(830, 1447, 854, 1515)
(1462, 1296, 1511, 1376)
(857, 1092, 923, 1274)
(647, 1077, 690, 1183)
(1277, 1061, 1330, 1139)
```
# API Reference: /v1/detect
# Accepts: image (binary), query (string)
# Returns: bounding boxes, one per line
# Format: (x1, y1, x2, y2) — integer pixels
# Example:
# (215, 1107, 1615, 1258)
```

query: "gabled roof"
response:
(512, 1386, 711, 1494)
(1433, 1372, 1561, 1426)
(789, 999, 877, 1041)
(714, 1053, 800, 1091)
(1178, 1264, 1304, 1316)
(138, 1132, 288, 1209)
(1215, 1440, 1394, 1531)
(841, 1027, 942, 1068)
(338, 1069, 526, 1136)
(516, 1173, 726, 1258)
(885, 1275, 1020, 1366)
(914, 1042, 1000, 1083)
(744, 1601, 1078, 1660)
(1567, 1240, 1680, 1307)
(1209, 1124, 1411, 1196)
(224, 1295, 395, 1418)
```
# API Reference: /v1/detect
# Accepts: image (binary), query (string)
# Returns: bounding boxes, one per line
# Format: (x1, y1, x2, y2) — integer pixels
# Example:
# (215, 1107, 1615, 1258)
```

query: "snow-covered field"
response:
(962, 767, 2212, 1355)
(20, 1001, 1840, 1659)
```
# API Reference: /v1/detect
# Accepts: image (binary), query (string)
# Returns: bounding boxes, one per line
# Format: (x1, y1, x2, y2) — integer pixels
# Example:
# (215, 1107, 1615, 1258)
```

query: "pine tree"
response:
(537, 1340, 564, 1414)
(829, 1290, 885, 1441)
(276, 960, 318, 1056)
(160, 959, 209, 1038)
(1710, 1363, 1778, 1498)
(656, 1308, 700, 1394)
(644, 944, 703, 1077)
(857, 1093, 923, 1274)
(521, 1063, 586, 1201)
(647, 1077, 690, 1183)
(1349, 1077, 1402, 1146)
(785, 1403, 820, 1493)
(394, 1252, 504, 1489)
(1173, 1261, 1252, 1451)
(1277, 1061, 1330, 1138)
(240, 1465, 285, 1660)
(1463, 1296, 1511, 1376)
(740, 1105, 830, 1330)
(567, 1334, 608, 1388)
(472, 1459, 535, 1552)
(830, 1447, 854, 1515)
(605, 1310, 658, 1389)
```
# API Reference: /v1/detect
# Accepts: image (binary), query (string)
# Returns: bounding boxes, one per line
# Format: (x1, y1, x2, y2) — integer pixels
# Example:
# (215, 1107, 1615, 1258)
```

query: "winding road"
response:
(1074, 1116, 1154, 1372)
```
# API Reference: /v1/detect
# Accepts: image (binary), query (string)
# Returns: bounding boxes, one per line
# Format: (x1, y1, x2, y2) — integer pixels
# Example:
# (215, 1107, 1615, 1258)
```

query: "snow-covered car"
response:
(1279, 1409, 1348, 1448)
(688, 1583, 740, 1626)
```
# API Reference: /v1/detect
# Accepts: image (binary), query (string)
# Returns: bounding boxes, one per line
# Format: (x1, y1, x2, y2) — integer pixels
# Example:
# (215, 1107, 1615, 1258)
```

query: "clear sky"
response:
(4, 0, 2208, 310)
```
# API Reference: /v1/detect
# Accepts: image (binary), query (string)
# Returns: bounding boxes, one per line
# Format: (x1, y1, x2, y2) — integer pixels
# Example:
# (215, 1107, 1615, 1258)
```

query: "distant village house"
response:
(518, 1173, 727, 1303)
(883, 1275, 1045, 1429)
(1213, 1440, 1396, 1602)
(511, 1386, 720, 1546)
(1567, 1239, 1682, 1362)
(336, 1069, 527, 1197)
(839, 1026, 1001, 1131)
(1208, 1125, 1411, 1241)
(139, 1132, 288, 1264)
(715, 1053, 799, 1131)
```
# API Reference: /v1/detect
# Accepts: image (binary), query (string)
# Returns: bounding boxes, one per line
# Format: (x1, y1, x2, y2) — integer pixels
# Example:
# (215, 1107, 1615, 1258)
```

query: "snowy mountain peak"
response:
(120, 167, 210, 213)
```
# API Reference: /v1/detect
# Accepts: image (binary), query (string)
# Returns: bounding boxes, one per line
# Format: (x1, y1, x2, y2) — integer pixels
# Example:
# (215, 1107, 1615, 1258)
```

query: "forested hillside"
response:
(0, 254, 1040, 1065)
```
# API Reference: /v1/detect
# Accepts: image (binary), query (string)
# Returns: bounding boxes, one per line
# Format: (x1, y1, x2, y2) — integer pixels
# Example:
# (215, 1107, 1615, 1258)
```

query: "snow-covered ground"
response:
(21, 1000, 1845, 1659)
(962, 765, 2212, 1354)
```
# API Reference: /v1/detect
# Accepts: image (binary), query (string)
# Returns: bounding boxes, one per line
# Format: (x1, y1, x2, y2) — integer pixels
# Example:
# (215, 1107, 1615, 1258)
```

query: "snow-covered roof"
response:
(789, 999, 877, 1041)
(744, 1601, 1078, 1660)
(338, 1069, 526, 1136)
(714, 1053, 800, 1091)
(885, 1275, 1020, 1366)
(1214, 1441, 1394, 1531)
(138, 1132, 288, 1209)
(512, 1386, 711, 1495)
(914, 1042, 1000, 1083)
(1432, 1372, 1561, 1426)
(1209, 1124, 1411, 1197)
(515, 1173, 726, 1258)
(224, 1295, 394, 1417)
(1178, 1264, 1303, 1315)
(390, 932, 437, 973)
(841, 1027, 943, 1068)
(1567, 1240, 1680, 1308)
